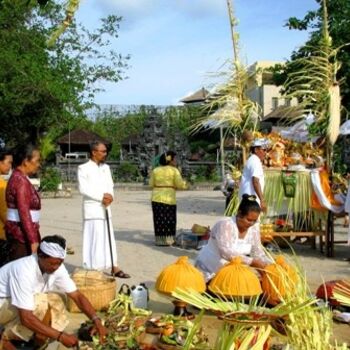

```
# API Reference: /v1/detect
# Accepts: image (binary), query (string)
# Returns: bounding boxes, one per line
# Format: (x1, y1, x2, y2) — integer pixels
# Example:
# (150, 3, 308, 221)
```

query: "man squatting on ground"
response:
(0, 235, 108, 349)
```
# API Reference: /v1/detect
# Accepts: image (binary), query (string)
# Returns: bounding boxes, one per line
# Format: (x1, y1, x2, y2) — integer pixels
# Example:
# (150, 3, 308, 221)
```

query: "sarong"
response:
(0, 293, 68, 342)
(83, 218, 118, 270)
(151, 201, 176, 246)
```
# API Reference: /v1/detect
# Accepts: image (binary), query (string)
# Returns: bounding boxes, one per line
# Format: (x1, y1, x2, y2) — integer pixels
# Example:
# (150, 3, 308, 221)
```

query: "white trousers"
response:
(83, 218, 118, 270)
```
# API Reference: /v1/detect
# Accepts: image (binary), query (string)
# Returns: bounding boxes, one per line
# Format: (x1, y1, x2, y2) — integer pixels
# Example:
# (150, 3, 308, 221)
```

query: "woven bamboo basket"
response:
(67, 269, 117, 313)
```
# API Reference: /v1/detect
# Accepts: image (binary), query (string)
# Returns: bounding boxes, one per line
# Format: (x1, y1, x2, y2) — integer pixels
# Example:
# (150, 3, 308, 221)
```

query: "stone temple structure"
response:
(135, 111, 190, 173)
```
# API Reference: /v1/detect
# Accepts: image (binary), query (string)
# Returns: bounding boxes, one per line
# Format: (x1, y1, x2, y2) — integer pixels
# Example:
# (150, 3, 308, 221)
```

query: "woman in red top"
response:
(5, 144, 41, 260)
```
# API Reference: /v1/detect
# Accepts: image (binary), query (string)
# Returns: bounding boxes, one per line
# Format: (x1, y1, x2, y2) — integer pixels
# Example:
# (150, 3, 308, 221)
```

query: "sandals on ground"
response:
(112, 270, 131, 279)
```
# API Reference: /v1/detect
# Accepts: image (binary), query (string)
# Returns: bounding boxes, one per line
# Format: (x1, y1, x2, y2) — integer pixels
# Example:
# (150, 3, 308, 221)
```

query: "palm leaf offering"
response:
(79, 293, 210, 350)
(190, 0, 260, 156)
(173, 250, 348, 349)
(264, 169, 319, 231)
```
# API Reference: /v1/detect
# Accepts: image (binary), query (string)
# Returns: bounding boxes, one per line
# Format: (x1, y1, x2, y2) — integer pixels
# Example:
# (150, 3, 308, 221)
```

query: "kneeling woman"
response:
(195, 194, 271, 282)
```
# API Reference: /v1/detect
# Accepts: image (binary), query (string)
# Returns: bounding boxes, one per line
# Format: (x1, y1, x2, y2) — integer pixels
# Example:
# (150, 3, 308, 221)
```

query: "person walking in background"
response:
(0, 148, 13, 266)
(78, 141, 130, 278)
(5, 144, 41, 261)
(238, 139, 269, 213)
(149, 150, 187, 246)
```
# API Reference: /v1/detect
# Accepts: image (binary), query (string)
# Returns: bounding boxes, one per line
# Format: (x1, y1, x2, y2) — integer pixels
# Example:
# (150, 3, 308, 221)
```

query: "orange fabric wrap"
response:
(311, 168, 341, 211)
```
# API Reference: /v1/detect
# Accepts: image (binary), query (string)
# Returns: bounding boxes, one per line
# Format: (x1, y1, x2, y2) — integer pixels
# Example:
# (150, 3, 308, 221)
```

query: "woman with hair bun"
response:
(195, 194, 271, 282)
(5, 144, 41, 261)
(149, 150, 187, 246)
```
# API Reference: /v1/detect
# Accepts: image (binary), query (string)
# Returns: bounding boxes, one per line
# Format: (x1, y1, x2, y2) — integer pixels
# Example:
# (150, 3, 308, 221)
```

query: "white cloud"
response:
(91, 0, 226, 23)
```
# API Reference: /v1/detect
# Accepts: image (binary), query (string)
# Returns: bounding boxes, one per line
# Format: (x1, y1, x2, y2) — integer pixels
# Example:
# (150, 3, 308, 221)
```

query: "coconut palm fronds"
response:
(190, 64, 261, 137)
(281, 0, 346, 149)
(190, 0, 261, 139)
(278, 253, 338, 350)
(215, 323, 272, 350)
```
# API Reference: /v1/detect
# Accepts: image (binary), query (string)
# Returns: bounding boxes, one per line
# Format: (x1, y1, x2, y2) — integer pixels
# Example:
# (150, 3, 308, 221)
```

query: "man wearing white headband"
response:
(0, 235, 107, 350)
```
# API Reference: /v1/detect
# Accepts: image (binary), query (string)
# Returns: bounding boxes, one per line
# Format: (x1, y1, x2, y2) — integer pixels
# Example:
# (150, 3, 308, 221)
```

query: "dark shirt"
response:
(5, 169, 41, 244)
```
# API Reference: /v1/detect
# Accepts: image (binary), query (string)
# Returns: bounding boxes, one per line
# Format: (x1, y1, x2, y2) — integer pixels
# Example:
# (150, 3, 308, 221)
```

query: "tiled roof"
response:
(57, 129, 111, 145)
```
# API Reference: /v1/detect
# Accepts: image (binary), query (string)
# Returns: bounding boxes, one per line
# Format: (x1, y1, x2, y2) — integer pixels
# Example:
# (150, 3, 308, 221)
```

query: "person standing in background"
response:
(5, 144, 41, 261)
(238, 139, 268, 213)
(221, 172, 235, 210)
(0, 148, 13, 266)
(149, 151, 187, 246)
(78, 141, 130, 278)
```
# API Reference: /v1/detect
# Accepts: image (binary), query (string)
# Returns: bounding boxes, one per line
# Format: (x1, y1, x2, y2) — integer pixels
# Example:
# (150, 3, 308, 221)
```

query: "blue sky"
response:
(76, 0, 319, 106)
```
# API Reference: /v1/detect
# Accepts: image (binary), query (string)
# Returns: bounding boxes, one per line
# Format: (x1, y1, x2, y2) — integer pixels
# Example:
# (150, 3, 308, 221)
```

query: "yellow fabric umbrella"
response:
(209, 257, 262, 297)
(156, 256, 206, 294)
(261, 255, 298, 304)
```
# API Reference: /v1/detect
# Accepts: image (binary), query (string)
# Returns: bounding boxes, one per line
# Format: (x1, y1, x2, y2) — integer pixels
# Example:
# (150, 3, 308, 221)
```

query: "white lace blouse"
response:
(195, 216, 271, 282)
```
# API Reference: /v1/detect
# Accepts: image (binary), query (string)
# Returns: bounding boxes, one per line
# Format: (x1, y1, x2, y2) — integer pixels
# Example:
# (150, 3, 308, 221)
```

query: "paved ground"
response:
(39, 188, 350, 348)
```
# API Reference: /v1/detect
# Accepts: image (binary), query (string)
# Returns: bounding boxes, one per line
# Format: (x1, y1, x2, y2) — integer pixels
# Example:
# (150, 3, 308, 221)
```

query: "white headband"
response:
(40, 241, 66, 259)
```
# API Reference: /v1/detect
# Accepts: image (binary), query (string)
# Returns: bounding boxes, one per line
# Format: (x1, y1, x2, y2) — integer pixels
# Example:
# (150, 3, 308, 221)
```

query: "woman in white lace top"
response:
(195, 194, 272, 282)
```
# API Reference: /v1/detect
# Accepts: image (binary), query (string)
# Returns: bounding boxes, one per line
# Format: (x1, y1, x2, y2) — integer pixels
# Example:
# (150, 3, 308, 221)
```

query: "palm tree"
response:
(282, 0, 345, 166)
(191, 0, 260, 170)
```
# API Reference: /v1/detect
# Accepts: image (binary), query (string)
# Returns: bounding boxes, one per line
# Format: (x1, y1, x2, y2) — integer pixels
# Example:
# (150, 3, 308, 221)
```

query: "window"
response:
(272, 97, 279, 110)
(285, 98, 291, 107)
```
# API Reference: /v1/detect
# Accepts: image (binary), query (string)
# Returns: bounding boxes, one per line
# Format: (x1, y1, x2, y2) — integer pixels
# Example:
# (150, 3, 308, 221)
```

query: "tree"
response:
(273, 0, 350, 115)
(0, 0, 129, 146)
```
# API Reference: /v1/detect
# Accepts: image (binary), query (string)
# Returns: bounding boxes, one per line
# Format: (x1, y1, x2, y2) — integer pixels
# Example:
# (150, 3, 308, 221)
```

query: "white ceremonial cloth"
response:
(78, 160, 114, 220)
(195, 217, 271, 282)
(0, 255, 76, 310)
(238, 154, 264, 203)
(82, 218, 117, 270)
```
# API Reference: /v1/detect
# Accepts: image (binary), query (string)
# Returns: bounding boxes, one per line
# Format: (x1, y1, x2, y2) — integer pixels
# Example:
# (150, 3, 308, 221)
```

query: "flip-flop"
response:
(113, 270, 131, 279)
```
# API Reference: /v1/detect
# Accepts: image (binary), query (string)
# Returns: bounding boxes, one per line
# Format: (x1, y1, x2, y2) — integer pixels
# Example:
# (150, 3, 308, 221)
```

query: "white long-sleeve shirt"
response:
(78, 160, 114, 220)
(195, 217, 271, 282)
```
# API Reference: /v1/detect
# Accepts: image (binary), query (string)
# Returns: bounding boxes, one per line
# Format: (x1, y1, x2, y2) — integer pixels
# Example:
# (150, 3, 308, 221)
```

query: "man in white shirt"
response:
(0, 235, 107, 350)
(238, 138, 268, 212)
(78, 141, 129, 278)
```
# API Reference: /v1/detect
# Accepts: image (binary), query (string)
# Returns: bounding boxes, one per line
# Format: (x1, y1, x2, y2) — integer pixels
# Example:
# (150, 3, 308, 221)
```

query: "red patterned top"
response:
(5, 169, 41, 244)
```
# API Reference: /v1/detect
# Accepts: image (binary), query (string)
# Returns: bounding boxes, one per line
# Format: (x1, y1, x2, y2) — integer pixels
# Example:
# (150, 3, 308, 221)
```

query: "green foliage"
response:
(92, 107, 147, 160)
(39, 134, 57, 162)
(113, 162, 140, 182)
(275, 0, 350, 116)
(0, 0, 129, 146)
(40, 167, 61, 192)
(165, 105, 204, 136)
(333, 141, 348, 174)
(189, 165, 220, 183)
